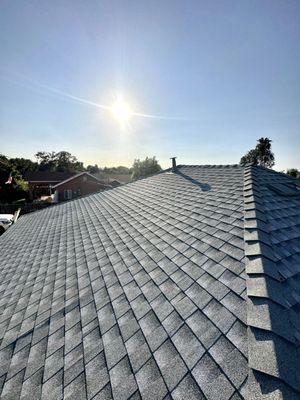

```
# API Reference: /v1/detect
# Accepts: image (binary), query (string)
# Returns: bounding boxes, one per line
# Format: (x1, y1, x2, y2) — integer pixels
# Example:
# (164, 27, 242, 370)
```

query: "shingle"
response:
(135, 358, 168, 400)
(125, 330, 151, 372)
(64, 372, 87, 400)
(44, 346, 64, 382)
(181, 261, 205, 280)
(203, 299, 236, 333)
(197, 273, 230, 300)
(0, 345, 14, 377)
(109, 356, 138, 400)
(64, 357, 85, 387)
(20, 368, 43, 400)
(187, 310, 221, 349)
(41, 369, 63, 400)
(86, 352, 110, 399)
(24, 337, 47, 379)
(172, 324, 205, 369)
(150, 294, 173, 321)
(6, 344, 30, 379)
(64, 343, 84, 369)
(102, 325, 126, 370)
(171, 293, 197, 319)
(1, 369, 25, 400)
(154, 339, 187, 391)
(159, 279, 181, 301)
(171, 374, 205, 400)
(130, 295, 151, 320)
(226, 320, 248, 357)
(219, 243, 244, 262)
(139, 311, 168, 352)
(65, 322, 81, 354)
(209, 336, 248, 388)
(219, 270, 245, 295)
(192, 354, 235, 400)
(117, 310, 139, 341)
(186, 283, 212, 309)
(112, 295, 130, 319)
(65, 306, 81, 331)
(162, 311, 184, 336)
(221, 292, 246, 324)
(97, 304, 116, 334)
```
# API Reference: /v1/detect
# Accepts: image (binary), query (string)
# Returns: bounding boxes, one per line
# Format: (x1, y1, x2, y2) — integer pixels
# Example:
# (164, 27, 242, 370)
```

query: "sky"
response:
(0, 0, 299, 170)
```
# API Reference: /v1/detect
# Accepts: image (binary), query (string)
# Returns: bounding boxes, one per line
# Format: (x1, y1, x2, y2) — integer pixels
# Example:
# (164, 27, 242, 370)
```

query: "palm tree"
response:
(256, 138, 275, 168)
(240, 137, 275, 168)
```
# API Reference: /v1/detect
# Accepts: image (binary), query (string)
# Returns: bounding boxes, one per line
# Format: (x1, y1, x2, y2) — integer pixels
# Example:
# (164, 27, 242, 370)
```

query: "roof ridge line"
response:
(243, 165, 300, 398)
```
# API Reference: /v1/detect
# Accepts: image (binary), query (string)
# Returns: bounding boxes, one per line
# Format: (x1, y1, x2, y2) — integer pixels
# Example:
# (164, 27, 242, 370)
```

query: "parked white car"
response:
(0, 214, 14, 235)
(0, 210, 20, 236)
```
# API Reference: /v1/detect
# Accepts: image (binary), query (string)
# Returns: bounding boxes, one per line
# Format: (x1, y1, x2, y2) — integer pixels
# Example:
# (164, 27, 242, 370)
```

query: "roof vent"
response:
(170, 157, 177, 172)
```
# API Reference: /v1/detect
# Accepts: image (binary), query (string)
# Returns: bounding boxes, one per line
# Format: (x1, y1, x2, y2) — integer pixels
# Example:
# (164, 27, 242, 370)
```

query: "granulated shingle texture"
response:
(0, 165, 247, 399)
(1, 164, 299, 399)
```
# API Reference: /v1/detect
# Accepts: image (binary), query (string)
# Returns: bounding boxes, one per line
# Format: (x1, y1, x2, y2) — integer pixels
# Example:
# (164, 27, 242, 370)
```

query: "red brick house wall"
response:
(54, 174, 108, 202)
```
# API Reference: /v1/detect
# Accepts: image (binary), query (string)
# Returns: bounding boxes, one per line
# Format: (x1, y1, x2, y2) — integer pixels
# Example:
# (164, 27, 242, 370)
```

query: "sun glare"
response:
(110, 97, 133, 124)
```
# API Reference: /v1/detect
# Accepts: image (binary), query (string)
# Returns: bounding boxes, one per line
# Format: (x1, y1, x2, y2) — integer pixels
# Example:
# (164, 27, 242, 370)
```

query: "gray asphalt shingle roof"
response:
(0, 164, 299, 399)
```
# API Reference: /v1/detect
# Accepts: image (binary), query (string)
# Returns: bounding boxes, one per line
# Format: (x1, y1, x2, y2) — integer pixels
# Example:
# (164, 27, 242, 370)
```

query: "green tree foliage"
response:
(131, 157, 162, 181)
(103, 166, 132, 175)
(240, 137, 275, 168)
(0, 155, 29, 203)
(287, 168, 300, 179)
(240, 149, 259, 166)
(35, 151, 84, 172)
(86, 164, 100, 174)
(9, 157, 38, 175)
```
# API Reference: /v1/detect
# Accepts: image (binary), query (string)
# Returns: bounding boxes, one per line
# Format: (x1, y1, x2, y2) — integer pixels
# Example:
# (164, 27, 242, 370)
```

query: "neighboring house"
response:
(0, 163, 300, 399)
(24, 171, 76, 200)
(52, 171, 110, 202)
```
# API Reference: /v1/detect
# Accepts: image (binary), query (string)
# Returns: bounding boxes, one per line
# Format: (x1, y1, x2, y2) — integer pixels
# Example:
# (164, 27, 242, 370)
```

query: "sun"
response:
(110, 97, 133, 124)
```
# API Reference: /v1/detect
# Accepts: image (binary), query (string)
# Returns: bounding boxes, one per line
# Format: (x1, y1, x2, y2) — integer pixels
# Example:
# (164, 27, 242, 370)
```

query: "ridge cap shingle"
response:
(243, 165, 300, 397)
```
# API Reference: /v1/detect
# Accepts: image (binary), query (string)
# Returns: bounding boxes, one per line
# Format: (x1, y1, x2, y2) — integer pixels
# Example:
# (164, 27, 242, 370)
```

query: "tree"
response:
(0, 155, 29, 203)
(103, 166, 131, 175)
(35, 151, 57, 171)
(240, 149, 259, 166)
(240, 137, 275, 168)
(9, 157, 38, 175)
(55, 151, 84, 172)
(131, 157, 162, 181)
(87, 164, 101, 174)
(35, 151, 84, 172)
(287, 168, 300, 178)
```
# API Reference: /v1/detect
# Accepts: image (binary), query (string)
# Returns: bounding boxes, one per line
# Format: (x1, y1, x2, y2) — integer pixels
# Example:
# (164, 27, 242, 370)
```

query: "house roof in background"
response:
(51, 172, 109, 189)
(0, 165, 299, 399)
(23, 171, 77, 183)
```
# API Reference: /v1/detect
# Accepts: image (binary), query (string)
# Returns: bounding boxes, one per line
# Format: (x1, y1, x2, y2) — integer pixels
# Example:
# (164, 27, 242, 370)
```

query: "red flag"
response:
(5, 172, 12, 184)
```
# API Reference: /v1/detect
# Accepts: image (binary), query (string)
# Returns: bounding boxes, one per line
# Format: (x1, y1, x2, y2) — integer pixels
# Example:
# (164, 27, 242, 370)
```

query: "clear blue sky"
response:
(0, 0, 299, 170)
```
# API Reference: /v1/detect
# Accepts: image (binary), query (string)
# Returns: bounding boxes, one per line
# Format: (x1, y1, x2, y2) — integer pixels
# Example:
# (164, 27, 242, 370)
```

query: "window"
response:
(64, 189, 72, 200)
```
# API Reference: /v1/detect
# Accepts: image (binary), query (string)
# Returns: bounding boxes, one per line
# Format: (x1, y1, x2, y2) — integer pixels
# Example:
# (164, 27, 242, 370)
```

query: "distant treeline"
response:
(0, 151, 132, 175)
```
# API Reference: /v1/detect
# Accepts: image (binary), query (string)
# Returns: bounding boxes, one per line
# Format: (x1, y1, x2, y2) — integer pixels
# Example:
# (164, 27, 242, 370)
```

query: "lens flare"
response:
(110, 97, 132, 123)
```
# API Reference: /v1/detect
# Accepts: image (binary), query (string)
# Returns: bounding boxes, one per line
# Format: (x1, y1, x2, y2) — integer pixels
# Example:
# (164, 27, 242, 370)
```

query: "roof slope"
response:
(244, 166, 300, 399)
(0, 165, 248, 399)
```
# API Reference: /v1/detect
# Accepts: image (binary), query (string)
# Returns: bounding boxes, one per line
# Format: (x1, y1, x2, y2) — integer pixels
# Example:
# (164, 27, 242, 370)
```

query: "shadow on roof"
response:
(175, 169, 211, 191)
